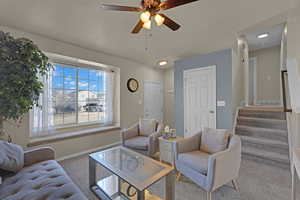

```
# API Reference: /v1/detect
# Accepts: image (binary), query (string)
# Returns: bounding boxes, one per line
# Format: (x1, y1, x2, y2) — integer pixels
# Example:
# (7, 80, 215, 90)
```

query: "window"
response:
(31, 62, 115, 137)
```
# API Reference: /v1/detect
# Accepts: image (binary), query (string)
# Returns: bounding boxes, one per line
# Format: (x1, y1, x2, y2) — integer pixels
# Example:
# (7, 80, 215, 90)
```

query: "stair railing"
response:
(232, 107, 241, 135)
(281, 70, 292, 112)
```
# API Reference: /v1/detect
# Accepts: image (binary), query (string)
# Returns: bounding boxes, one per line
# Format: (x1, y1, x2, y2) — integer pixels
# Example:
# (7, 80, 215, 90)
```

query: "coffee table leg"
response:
(165, 171, 175, 200)
(137, 190, 145, 200)
(89, 156, 96, 187)
(292, 165, 296, 200)
(118, 177, 122, 194)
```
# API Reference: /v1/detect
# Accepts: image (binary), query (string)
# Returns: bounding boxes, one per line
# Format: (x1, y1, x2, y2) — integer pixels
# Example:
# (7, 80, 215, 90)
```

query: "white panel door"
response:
(184, 66, 216, 138)
(249, 57, 257, 105)
(144, 81, 163, 120)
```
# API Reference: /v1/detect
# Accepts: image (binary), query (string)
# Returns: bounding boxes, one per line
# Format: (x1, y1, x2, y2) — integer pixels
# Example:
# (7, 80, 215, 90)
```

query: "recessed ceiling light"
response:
(257, 33, 269, 39)
(159, 60, 168, 66)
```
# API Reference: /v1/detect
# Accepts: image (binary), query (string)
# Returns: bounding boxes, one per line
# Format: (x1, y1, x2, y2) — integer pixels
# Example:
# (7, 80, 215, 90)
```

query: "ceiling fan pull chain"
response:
(144, 31, 149, 52)
(144, 31, 155, 65)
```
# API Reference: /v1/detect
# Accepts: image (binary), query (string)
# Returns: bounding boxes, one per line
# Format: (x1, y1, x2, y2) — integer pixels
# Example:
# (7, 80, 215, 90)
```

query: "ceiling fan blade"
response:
(132, 20, 144, 34)
(160, 0, 199, 10)
(160, 14, 181, 31)
(102, 4, 142, 12)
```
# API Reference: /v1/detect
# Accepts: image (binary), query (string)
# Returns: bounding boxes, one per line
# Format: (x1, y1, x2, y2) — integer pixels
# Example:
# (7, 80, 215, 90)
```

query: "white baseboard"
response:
(56, 142, 121, 162)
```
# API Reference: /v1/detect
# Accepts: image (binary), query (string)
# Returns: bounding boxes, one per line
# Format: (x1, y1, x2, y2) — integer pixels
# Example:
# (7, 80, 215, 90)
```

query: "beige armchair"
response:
(121, 119, 163, 157)
(174, 129, 241, 200)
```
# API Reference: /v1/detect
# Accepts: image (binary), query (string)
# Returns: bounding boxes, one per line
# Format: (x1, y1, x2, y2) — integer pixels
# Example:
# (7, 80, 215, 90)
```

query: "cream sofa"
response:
(0, 147, 87, 200)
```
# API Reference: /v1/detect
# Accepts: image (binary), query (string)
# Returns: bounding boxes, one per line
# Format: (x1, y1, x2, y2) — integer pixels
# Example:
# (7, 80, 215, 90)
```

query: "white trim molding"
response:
(56, 142, 121, 162)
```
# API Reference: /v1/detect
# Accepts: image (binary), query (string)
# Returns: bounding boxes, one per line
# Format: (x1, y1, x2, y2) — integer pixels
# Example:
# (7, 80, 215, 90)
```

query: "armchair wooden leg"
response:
(232, 179, 239, 192)
(206, 192, 212, 200)
(176, 172, 181, 181)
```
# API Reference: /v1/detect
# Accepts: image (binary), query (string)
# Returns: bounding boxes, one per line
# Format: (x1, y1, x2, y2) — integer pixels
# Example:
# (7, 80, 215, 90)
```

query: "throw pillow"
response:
(200, 127, 229, 154)
(0, 141, 24, 172)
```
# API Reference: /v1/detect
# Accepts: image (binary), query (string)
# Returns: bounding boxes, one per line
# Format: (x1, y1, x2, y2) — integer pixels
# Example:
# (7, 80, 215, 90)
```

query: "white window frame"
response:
(51, 62, 106, 130)
(29, 53, 120, 138)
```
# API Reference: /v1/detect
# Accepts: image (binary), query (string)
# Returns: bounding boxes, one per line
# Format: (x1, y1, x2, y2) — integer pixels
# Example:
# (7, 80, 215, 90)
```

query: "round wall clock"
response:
(127, 78, 139, 93)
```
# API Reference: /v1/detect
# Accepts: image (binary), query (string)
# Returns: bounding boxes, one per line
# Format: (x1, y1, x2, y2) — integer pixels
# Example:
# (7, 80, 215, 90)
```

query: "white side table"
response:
(292, 148, 300, 200)
(159, 136, 183, 166)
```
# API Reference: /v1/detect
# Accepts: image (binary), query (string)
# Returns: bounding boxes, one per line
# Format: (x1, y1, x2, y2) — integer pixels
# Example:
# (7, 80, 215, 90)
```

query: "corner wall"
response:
(237, 37, 249, 106)
(174, 49, 233, 137)
(0, 26, 164, 159)
(285, 1, 300, 169)
(163, 68, 175, 128)
(232, 39, 245, 120)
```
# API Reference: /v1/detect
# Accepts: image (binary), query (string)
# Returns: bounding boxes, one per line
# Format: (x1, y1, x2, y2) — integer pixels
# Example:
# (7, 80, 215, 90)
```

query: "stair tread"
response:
(240, 109, 284, 113)
(242, 146, 290, 162)
(238, 116, 286, 122)
(240, 135, 288, 146)
(237, 107, 290, 167)
(237, 116, 287, 130)
(236, 125, 287, 134)
(238, 110, 286, 120)
(240, 106, 284, 112)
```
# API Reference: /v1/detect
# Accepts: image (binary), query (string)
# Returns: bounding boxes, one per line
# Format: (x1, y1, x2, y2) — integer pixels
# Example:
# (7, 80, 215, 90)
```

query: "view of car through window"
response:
(51, 64, 106, 127)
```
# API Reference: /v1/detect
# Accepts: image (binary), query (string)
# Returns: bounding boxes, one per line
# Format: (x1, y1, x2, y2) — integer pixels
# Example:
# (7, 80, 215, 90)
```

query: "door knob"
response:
(209, 111, 215, 114)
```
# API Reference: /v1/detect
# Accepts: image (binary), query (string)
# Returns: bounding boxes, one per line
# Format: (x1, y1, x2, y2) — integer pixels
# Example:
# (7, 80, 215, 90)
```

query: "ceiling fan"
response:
(102, 0, 199, 34)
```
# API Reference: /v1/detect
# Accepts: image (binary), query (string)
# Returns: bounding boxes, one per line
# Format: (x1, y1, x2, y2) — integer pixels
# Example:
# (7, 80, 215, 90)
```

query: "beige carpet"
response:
(60, 153, 294, 200)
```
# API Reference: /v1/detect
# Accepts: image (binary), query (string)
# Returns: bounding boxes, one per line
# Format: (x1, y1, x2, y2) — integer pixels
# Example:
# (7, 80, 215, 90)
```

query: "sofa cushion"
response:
(177, 151, 210, 175)
(124, 136, 148, 151)
(139, 119, 156, 136)
(0, 160, 87, 200)
(200, 127, 229, 154)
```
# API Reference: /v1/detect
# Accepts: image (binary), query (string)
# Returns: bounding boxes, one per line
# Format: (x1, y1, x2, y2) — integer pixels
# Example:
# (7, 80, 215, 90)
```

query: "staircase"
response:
(235, 107, 290, 169)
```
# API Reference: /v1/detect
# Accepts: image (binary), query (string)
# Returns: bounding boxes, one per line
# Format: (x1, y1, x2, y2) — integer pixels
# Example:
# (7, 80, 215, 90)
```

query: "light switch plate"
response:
(217, 101, 226, 107)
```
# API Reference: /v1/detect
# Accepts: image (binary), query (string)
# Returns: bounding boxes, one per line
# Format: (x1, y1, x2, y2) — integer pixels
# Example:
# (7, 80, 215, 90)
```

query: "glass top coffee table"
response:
(89, 146, 175, 200)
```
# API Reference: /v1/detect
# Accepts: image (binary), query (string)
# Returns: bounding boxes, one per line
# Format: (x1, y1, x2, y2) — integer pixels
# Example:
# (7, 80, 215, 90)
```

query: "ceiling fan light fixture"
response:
(143, 21, 152, 30)
(159, 60, 168, 66)
(140, 11, 151, 23)
(102, 0, 193, 34)
(154, 14, 165, 26)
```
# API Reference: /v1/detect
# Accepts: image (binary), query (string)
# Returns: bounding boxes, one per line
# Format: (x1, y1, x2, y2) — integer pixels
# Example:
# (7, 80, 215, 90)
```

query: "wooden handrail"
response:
(281, 70, 292, 112)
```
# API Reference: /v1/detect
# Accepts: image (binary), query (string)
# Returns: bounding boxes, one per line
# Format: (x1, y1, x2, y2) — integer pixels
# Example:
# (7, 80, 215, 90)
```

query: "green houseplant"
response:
(0, 31, 52, 141)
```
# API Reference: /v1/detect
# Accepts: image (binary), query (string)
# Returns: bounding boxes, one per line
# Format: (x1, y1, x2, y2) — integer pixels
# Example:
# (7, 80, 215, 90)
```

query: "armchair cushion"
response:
(200, 127, 229, 154)
(139, 119, 156, 136)
(123, 136, 148, 151)
(177, 150, 210, 175)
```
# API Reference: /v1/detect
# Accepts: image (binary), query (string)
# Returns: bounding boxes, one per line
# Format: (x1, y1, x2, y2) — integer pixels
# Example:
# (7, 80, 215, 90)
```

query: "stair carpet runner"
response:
(235, 107, 290, 169)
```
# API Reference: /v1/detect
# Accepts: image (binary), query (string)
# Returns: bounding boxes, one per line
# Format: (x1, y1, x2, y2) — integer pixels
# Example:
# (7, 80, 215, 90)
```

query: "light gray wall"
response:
(163, 68, 175, 128)
(174, 49, 233, 137)
(249, 46, 281, 105)
(1, 25, 164, 159)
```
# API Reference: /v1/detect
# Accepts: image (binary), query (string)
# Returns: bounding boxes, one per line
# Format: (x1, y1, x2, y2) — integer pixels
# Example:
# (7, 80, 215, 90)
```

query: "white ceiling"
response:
(0, 0, 292, 67)
(245, 24, 285, 51)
